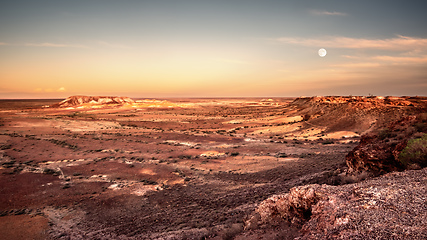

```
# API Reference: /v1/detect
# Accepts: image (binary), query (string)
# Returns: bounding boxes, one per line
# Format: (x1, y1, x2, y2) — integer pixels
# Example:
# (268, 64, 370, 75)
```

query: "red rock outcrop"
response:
(346, 114, 427, 175)
(248, 185, 320, 227)
(51, 96, 134, 108)
(249, 168, 427, 239)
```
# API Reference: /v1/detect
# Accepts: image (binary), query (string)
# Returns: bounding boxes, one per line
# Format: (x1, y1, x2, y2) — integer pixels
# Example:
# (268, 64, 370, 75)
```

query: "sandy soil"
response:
(0, 97, 392, 239)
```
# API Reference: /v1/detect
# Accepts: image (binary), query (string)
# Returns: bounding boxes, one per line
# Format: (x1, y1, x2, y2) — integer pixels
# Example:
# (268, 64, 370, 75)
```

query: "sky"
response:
(1, 0, 427, 98)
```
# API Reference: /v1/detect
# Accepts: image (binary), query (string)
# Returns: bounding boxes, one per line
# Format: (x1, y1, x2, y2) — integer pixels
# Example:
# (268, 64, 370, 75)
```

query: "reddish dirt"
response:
(0, 214, 49, 240)
(0, 96, 424, 239)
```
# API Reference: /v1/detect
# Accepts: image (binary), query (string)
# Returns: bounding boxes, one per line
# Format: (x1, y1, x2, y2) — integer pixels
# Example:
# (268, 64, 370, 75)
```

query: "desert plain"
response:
(0, 96, 426, 239)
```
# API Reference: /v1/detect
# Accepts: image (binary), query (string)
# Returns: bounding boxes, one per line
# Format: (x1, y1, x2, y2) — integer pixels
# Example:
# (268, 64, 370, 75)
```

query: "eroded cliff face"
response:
(249, 168, 427, 239)
(346, 114, 427, 175)
(290, 96, 427, 175)
(246, 97, 427, 239)
(51, 96, 134, 108)
(289, 96, 426, 134)
(292, 96, 419, 106)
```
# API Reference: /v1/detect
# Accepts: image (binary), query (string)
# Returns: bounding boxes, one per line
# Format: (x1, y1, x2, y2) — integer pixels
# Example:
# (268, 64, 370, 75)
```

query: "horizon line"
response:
(1, 95, 426, 101)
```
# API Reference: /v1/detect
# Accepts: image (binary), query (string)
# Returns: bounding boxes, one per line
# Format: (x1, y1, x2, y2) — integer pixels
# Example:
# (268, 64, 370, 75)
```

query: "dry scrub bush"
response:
(399, 133, 427, 169)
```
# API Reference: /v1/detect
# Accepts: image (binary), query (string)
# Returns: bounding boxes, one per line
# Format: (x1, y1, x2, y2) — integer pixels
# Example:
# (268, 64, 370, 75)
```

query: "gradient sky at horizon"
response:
(1, 0, 427, 98)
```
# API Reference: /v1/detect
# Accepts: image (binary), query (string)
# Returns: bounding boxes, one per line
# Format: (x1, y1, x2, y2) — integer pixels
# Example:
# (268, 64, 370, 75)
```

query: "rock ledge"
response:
(249, 168, 427, 239)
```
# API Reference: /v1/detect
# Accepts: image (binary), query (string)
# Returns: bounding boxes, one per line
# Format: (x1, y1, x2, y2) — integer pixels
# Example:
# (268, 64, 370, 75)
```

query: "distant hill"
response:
(51, 96, 134, 108)
(289, 96, 427, 134)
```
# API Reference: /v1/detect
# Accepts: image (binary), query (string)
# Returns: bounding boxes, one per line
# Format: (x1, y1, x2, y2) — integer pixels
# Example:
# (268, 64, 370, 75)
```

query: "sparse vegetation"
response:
(140, 179, 157, 185)
(413, 122, 427, 132)
(399, 133, 427, 168)
(378, 128, 396, 140)
(322, 140, 334, 145)
(43, 168, 60, 175)
(178, 155, 192, 159)
(0, 144, 12, 150)
(47, 138, 78, 149)
(1, 160, 16, 168)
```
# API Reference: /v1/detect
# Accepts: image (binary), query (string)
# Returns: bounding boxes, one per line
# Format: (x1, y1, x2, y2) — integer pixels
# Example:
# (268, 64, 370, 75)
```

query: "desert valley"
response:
(0, 96, 426, 239)
(2, 1, 427, 239)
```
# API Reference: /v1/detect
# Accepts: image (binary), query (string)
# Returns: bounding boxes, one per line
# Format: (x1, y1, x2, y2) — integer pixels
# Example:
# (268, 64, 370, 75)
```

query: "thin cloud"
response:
(25, 42, 88, 48)
(341, 55, 361, 59)
(310, 10, 348, 16)
(217, 58, 250, 65)
(332, 55, 427, 69)
(98, 41, 132, 49)
(373, 55, 427, 64)
(0, 42, 87, 48)
(34, 87, 67, 93)
(332, 62, 382, 68)
(331, 54, 427, 71)
(276, 35, 427, 51)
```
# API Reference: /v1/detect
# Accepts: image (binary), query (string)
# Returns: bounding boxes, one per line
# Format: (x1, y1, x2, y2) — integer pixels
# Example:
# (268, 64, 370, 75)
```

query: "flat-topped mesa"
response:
(51, 96, 135, 108)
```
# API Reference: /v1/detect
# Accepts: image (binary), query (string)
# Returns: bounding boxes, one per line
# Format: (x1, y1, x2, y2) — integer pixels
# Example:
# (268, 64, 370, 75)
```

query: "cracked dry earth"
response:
(0, 97, 425, 239)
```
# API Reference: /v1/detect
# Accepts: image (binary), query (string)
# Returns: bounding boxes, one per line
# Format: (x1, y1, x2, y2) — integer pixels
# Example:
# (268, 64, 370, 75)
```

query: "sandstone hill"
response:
(51, 95, 134, 108)
(245, 96, 427, 239)
(290, 96, 426, 134)
(289, 96, 427, 176)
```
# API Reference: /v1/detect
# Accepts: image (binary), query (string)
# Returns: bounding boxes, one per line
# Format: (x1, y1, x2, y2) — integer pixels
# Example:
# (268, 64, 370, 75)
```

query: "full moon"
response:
(318, 48, 327, 57)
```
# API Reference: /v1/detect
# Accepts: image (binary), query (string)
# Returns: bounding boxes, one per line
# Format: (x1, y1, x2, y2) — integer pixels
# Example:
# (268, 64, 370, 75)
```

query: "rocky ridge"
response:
(290, 96, 426, 134)
(247, 96, 427, 239)
(346, 114, 427, 175)
(293, 96, 423, 107)
(51, 96, 134, 108)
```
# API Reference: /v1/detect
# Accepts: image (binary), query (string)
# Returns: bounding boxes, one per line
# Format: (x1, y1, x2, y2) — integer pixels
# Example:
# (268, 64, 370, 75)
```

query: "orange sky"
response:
(1, 1, 426, 98)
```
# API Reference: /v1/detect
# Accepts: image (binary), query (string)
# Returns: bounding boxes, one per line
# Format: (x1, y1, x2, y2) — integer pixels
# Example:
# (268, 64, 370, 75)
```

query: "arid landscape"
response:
(0, 96, 426, 239)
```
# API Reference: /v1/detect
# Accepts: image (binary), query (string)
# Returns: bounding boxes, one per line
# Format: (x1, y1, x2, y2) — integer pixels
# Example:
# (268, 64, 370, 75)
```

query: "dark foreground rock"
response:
(248, 168, 427, 239)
